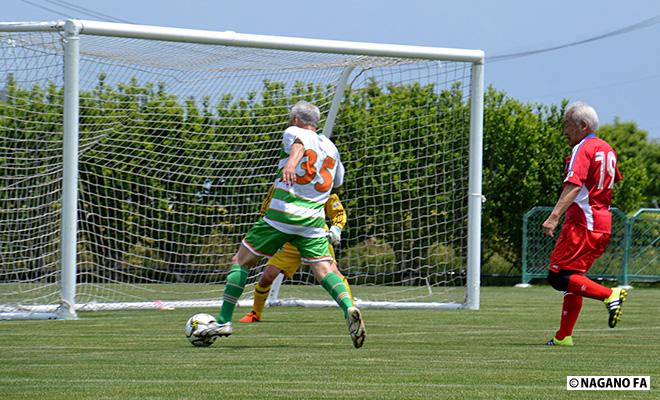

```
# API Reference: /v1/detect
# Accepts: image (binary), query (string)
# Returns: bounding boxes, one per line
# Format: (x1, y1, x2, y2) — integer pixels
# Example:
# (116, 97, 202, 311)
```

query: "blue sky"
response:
(5, 0, 660, 139)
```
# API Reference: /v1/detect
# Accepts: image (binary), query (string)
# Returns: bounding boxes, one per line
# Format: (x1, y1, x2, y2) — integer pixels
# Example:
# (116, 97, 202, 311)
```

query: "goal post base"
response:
(0, 312, 61, 320)
(0, 298, 467, 318)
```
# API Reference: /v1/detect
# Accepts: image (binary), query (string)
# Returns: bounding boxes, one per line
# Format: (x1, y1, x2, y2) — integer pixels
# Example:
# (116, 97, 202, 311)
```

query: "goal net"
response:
(0, 20, 483, 318)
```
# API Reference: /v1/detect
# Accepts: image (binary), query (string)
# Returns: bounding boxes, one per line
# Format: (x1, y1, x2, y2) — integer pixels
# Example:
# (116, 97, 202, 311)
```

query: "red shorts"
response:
(548, 223, 610, 273)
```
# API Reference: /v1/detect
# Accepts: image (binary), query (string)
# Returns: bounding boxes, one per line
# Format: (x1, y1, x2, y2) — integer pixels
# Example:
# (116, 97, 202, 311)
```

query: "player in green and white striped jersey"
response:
(262, 124, 345, 240)
(196, 101, 365, 349)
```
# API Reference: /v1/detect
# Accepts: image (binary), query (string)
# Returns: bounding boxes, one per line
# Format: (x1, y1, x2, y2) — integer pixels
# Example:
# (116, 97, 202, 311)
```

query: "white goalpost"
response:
(0, 19, 484, 319)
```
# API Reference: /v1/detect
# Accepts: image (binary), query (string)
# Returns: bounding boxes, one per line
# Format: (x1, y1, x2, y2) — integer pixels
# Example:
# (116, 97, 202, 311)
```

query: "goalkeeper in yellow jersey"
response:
(239, 185, 353, 323)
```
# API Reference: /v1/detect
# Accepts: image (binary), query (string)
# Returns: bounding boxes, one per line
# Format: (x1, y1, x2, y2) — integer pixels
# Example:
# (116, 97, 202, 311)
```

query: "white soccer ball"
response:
(185, 313, 218, 347)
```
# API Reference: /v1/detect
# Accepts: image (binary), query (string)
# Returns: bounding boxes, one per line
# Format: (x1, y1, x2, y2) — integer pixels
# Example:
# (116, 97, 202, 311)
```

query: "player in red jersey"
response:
(542, 101, 627, 346)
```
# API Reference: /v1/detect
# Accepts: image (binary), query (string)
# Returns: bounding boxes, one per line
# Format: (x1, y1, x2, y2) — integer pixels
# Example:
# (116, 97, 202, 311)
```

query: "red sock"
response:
(566, 273, 612, 301)
(555, 292, 583, 340)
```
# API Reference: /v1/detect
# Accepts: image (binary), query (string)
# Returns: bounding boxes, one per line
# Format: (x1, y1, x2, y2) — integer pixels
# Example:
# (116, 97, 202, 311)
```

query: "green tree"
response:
(598, 118, 657, 211)
(480, 87, 566, 269)
(4, 73, 657, 281)
(0, 74, 64, 274)
(333, 79, 469, 276)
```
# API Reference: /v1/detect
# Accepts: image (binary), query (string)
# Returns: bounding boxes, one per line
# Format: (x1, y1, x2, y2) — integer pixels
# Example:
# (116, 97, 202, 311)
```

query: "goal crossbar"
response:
(0, 20, 484, 62)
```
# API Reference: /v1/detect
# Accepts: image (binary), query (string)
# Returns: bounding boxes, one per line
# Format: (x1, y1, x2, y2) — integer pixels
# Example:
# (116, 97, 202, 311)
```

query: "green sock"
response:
(218, 265, 248, 323)
(320, 272, 354, 318)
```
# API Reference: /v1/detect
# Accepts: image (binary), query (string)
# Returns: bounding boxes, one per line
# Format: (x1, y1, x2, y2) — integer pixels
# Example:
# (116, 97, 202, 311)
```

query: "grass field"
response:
(0, 286, 657, 399)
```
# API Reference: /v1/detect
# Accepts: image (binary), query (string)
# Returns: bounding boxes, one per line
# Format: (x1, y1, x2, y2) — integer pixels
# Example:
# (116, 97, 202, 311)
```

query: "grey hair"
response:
(289, 100, 321, 127)
(565, 101, 599, 131)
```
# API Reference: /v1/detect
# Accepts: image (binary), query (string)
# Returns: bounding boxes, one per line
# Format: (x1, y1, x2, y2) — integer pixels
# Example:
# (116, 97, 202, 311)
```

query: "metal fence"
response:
(521, 207, 659, 285)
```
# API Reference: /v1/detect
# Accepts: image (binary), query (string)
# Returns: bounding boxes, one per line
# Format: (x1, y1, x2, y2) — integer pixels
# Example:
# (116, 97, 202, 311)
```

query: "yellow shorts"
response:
(269, 241, 336, 278)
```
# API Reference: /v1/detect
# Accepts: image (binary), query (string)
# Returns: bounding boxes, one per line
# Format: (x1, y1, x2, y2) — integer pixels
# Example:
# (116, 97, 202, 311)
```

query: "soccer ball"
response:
(185, 313, 217, 347)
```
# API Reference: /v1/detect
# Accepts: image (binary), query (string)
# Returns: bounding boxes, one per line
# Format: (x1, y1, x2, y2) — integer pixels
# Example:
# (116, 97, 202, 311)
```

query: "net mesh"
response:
(1, 29, 473, 312)
(0, 32, 64, 309)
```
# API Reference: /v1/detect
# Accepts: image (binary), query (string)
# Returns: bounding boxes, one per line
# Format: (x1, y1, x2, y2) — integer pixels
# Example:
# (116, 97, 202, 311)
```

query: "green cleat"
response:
(546, 336, 574, 346)
(604, 288, 628, 328)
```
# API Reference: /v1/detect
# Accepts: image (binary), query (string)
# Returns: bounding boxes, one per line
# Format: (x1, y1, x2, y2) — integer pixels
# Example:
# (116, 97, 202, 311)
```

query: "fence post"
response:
(621, 208, 660, 286)
(517, 207, 544, 287)
(521, 209, 531, 284)
(621, 215, 632, 288)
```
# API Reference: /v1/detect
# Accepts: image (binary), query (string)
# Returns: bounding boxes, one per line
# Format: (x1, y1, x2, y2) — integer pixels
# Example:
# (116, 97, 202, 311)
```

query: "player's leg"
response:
(545, 224, 592, 346)
(312, 260, 355, 318)
(591, 231, 628, 328)
(328, 243, 354, 302)
(201, 220, 289, 338)
(240, 242, 301, 322)
(196, 244, 258, 338)
(313, 259, 366, 348)
(549, 224, 613, 300)
(564, 273, 611, 300)
(547, 270, 581, 346)
(298, 236, 353, 317)
(245, 241, 354, 320)
(217, 245, 258, 323)
(292, 235, 365, 348)
(546, 224, 626, 344)
(335, 267, 354, 303)
(561, 230, 628, 327)
(239, 265, 279, 323)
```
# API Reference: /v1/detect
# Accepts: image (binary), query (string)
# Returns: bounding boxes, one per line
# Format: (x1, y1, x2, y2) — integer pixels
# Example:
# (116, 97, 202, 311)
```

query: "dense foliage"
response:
(1, 74, 657, 275)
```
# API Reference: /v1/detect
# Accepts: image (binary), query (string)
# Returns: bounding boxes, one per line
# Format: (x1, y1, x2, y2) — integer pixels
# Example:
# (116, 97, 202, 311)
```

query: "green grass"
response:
(0, 286, 658, 399)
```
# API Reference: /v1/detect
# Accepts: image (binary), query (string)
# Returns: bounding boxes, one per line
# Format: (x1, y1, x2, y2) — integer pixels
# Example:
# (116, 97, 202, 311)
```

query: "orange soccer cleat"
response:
(239, 310, 261, 323)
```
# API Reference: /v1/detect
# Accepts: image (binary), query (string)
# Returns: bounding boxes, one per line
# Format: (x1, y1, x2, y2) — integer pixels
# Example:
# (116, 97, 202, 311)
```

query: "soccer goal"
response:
(0, 20, 484, 319)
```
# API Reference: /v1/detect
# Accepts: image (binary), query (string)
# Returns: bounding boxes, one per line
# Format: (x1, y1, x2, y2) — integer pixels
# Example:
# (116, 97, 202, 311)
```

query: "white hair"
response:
(565, 101, 599, 131)
(289, 100, 320, 127)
